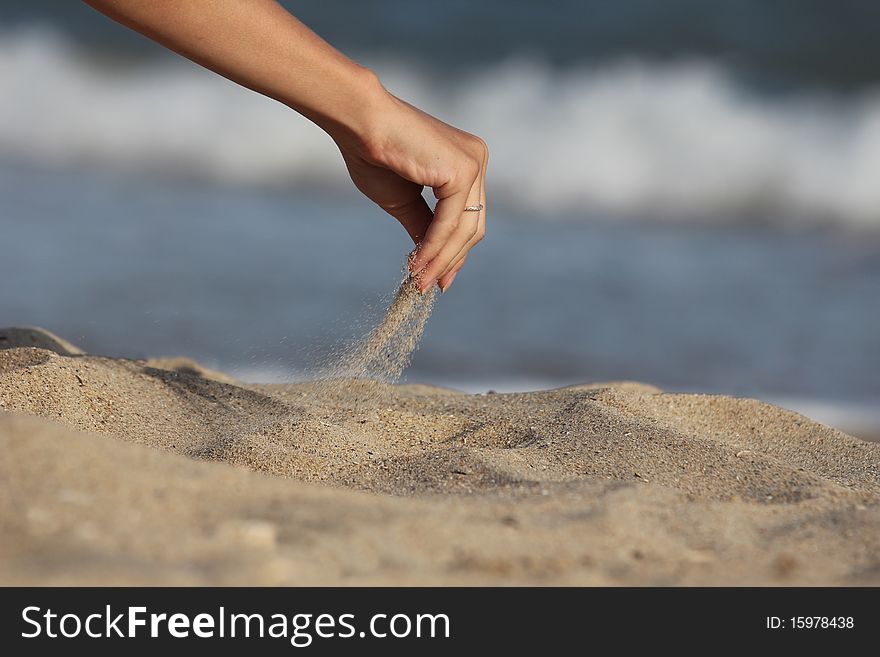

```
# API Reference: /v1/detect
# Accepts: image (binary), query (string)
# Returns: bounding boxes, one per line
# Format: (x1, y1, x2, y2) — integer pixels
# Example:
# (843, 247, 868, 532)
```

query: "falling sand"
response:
(320, 270, 437, 384)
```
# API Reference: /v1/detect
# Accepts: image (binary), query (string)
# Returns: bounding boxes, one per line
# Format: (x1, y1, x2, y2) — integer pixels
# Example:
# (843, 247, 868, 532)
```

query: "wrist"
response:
(288, 63, 392, 153)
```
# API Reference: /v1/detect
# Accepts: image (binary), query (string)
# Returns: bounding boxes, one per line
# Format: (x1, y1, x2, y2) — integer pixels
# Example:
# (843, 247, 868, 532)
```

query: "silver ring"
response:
(463, 204, 484, 212)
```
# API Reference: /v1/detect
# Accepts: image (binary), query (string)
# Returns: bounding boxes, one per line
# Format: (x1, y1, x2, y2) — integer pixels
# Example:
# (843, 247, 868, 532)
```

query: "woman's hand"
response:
(83, 0, 487, 292)
(335, 90, 488, 293)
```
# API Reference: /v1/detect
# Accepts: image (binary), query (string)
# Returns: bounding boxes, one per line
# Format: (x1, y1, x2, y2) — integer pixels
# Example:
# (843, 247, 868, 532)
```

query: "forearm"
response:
(83, 0, 386, 142)
(85, 0, 488, 290)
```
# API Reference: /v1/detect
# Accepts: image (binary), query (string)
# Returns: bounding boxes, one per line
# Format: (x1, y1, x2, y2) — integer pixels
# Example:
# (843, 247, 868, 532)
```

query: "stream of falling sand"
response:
(320, 272, 437, 384)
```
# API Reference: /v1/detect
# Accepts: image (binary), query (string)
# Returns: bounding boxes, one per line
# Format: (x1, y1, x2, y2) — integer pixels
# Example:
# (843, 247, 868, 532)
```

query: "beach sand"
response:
(1, 327, 878, 585)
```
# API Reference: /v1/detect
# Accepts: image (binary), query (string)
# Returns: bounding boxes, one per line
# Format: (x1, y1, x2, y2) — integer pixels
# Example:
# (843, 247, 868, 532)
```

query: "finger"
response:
(438, 254, 466, 292)
(415, 179, 481, 292)
(383, 194, 433, 245)
(437, 210, 483, 289)
(479, 143, 487, 224)
(408, 187, 469, 272)
(437, 155, 487, 288)
(419, 211, 478, 292)
(435, 208, 481, 284)
(409, 184, 472, 285)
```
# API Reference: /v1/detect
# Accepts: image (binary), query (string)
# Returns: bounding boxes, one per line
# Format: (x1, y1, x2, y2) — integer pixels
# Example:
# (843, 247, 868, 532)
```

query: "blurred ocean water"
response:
(4, 26, 880, 225)
(0, 2, 878, 429)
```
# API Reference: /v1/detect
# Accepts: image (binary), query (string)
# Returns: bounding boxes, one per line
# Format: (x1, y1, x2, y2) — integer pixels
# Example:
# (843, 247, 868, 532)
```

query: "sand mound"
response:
(0, 326, 84, 356)
(1, 332, 878, 585)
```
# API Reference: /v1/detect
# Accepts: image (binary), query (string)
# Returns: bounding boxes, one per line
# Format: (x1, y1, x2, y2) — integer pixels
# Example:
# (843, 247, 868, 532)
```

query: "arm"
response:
(84, 0, 488, 292)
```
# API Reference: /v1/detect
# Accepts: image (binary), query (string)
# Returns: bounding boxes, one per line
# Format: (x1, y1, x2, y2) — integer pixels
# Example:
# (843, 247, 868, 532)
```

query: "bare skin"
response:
(83, 0, 488, 292)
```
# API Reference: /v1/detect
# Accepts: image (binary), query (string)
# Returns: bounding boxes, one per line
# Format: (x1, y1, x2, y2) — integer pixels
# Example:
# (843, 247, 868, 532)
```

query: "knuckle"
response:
(476, 136, 489, 160)
(468, 135, 489, 163)
(462, 158, 480, 182)
(439, 216, 461, 235)
(455, 218, 477, 238)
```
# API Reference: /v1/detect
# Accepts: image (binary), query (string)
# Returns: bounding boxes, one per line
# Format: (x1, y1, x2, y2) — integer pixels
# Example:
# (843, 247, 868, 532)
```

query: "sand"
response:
(1, 326, 879, 585)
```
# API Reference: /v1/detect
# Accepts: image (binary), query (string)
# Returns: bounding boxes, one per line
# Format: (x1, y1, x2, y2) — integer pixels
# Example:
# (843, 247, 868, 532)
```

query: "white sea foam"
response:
(3, 27, 880, 227)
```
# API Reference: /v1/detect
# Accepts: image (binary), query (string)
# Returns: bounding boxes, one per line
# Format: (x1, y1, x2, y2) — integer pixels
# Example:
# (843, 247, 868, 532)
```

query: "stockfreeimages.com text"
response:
(22, 606, 450, 646)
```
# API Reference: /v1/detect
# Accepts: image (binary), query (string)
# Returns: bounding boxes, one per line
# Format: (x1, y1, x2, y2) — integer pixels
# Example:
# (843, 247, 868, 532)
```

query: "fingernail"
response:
(420, 279, 436, 294)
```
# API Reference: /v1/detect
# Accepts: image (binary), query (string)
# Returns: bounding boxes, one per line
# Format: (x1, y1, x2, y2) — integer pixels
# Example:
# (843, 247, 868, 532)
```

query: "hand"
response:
(83, 1, 486, 293)
(335, 92, 488, 293)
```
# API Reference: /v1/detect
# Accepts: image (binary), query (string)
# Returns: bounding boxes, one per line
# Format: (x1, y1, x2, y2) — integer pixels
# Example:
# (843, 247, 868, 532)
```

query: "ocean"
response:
(1, 1, 878, 433)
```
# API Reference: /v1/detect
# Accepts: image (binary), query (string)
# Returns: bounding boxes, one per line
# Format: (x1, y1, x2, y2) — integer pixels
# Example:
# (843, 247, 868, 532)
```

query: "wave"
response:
(3, 27, 880, 227)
